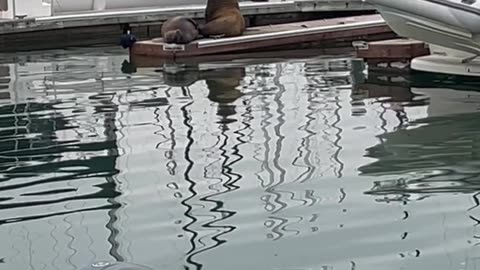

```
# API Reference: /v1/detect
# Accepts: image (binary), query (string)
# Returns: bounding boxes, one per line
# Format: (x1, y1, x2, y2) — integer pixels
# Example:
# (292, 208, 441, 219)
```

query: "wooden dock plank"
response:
(354, 38, 430, 73)
(240, 15, 381, 35)
(131, 14, 392, 59)
(356, 39, 430, 59)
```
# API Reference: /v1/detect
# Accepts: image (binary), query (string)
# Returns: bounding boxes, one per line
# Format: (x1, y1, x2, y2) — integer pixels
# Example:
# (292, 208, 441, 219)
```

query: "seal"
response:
(161, 16, 199, 44)
(80, 261, 154, 270)
(199, 0, 246, 38)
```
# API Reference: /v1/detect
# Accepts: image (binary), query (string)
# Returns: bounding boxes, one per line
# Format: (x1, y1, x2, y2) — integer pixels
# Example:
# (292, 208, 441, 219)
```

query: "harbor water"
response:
(1, 46, 480, 270)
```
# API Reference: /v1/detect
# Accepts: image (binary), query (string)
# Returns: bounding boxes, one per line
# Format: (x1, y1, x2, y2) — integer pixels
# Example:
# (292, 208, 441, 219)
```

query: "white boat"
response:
(367, 0, 480, 77)
(51, 0, 206, 14)
(0, 0, 207, 18)
(0, 0, 274, 17)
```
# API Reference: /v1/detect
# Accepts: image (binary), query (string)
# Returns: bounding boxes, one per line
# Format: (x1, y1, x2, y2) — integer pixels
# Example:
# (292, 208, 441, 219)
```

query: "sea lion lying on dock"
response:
(199, 0, 246, 38)
(161, 16, 199, 44)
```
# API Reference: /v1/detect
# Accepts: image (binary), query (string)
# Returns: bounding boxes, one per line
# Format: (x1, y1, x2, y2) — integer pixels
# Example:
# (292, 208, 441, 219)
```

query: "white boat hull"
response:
(411, 54, 480, 76)
(369, 0, 480, 55)
(368, 0, 480, 76)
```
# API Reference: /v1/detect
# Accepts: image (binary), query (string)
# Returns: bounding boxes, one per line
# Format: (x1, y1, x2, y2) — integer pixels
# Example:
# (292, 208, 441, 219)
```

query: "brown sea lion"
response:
(199, 0, 246, 38)
(161, 16, 199, 44)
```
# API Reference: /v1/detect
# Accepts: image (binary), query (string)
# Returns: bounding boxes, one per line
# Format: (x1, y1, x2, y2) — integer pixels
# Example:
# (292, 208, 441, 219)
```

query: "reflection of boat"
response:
(368, 0, 480, 77)
(410, 71, 480, 91)
(356, 70, 480, 93)
(360, 111, 480, 196)
(352, 69, 480, 120)
(355, 71, 480, 196)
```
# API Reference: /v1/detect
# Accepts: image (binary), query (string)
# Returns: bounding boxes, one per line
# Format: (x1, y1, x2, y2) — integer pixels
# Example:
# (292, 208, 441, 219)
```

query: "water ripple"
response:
(0, 47, 480, 270)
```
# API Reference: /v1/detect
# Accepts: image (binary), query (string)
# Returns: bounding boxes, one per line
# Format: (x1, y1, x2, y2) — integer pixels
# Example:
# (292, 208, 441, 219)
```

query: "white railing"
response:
(0, 0, 359, 19)
(0, 0, 51, 19)
(0, 0, 275, 18)
(53, 0, 206, 14)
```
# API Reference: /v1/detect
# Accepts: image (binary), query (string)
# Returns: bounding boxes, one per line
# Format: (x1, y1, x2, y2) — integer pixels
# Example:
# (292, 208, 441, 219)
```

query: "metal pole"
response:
(11, 0, 15, 19)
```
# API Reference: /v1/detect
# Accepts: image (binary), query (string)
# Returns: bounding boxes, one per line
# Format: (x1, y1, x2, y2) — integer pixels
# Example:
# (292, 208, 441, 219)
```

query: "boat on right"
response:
(367, 0, 480, 76)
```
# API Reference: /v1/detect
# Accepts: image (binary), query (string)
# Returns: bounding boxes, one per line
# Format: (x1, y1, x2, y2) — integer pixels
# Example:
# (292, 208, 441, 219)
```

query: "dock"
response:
(130, 47, 356, 68)
(0, 0, 376, 52)
(355, 38, 430, 72)
(131, 14, 394, 60)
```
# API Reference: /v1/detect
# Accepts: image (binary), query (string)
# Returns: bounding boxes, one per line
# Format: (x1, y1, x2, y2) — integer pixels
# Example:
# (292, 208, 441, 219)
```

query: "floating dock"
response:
(354, 38, 430, 72)
(131, 14, 394, 60)
(130, 47, 355, 67)
(0, 0, 376, 52)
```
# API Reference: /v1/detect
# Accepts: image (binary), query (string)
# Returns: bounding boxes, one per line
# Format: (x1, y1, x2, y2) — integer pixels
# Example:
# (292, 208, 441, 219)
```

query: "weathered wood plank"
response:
(356, 39, 430, 59)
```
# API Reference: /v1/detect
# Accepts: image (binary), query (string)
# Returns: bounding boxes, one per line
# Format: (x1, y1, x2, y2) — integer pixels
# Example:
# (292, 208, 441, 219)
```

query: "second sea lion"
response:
(198, 0, 246, 38)
(161, 16, 199, 44)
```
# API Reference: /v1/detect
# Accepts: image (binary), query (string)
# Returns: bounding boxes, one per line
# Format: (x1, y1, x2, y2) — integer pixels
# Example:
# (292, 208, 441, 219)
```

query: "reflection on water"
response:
(2, 47, 480, 270)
